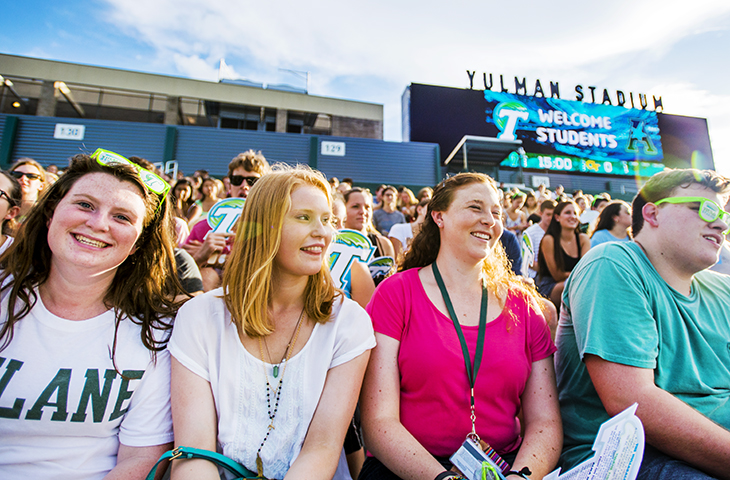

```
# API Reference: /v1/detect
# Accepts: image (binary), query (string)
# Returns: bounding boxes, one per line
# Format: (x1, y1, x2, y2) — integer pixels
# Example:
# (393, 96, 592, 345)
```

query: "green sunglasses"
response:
(654, 196, 730, 234)
(90, 148, 170, 210)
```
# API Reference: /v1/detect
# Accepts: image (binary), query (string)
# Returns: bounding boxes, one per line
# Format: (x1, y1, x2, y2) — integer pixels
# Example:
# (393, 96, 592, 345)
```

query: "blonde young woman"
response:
(169, 165, 375, 480)
(398, 187, 418, 223)
(360, 173, 561, 480)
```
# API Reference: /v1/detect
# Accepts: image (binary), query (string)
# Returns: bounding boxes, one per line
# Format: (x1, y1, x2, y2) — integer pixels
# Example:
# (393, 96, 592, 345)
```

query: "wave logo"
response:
(332, 229, 374, 251)
(368, 256, 396, 284)
(207, 198, 246, 234)
(328, 229, 376, 292)
(493, 101, 530, 141)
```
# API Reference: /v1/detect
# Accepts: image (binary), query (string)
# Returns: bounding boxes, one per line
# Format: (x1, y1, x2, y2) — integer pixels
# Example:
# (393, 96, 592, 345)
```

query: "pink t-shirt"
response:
(185, 217, 232, 255)
(186, 218, 212, 244)
(366, 267, 555, 457)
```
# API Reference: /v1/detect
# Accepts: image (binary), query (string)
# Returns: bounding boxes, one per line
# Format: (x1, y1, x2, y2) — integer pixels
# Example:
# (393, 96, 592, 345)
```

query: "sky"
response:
(3, 0, 730, 174)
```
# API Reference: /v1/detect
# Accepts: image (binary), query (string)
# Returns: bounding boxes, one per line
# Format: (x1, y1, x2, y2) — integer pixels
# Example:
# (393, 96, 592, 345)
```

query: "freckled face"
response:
(47, 173, 146, 277)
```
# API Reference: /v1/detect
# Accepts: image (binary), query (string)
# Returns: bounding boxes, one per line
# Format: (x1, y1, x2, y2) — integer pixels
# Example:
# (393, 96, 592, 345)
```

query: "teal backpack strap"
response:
(145, 446, 261, 480)
(145, 449, 175, 480)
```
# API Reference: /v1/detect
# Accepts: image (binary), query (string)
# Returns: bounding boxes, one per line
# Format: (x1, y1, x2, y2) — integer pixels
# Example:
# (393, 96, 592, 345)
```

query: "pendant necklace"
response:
(255, 307, 305, 478)
(263, 313, 302, 378)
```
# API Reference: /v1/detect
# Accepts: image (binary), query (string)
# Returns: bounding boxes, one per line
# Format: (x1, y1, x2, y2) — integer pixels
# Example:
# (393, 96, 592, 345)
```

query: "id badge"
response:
(450, 438, 506, 480)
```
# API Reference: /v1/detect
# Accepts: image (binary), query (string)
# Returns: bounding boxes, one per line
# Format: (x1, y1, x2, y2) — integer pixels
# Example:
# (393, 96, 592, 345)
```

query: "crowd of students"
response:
(0, 149, 729, 480)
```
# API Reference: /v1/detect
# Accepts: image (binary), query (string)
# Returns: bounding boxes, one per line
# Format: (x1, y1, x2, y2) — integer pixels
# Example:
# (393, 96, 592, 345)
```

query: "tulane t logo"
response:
(492, 101, 529, 141)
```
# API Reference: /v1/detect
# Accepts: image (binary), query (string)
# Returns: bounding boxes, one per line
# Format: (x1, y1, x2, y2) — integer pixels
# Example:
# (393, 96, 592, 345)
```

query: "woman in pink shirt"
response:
(360, 173, 561, 480)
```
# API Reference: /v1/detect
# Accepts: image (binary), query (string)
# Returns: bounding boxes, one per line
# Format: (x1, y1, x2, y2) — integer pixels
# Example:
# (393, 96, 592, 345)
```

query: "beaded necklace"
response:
(255, 307, 305, 478)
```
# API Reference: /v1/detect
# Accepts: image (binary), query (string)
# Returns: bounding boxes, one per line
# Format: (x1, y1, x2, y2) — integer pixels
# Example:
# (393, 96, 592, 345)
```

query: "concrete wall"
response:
(331, 116, 383, 140)
(1, 54, 383, 121)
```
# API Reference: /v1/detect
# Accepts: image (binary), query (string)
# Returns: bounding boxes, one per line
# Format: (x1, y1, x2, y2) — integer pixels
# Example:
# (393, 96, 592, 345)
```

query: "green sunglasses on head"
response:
(90, 148, 170, 211)
(654, 196, 730, 234)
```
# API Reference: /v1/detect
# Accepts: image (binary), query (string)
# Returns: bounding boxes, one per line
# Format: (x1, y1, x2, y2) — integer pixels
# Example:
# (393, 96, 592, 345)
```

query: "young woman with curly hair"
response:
(0, 151, 184, 479)
(360, 173, 561, 480)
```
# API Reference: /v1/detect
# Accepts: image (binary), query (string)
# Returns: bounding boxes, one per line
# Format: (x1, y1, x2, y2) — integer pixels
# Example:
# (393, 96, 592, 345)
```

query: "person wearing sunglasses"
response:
(183, 150, 270, 291)
(0, 152, 185, 480)
(9, 158, 46, 220)
(0, 171, 22, 256)
(555, 168, 730, 479)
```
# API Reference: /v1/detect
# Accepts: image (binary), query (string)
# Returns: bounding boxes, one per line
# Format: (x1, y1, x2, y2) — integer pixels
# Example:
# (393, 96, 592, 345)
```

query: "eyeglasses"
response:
(230, 175, 259, 187)
(11, 171, 42, 181)
(0, 189, 16, 206)
(655, 196, 730, 234)
(90, 148, 170, 211)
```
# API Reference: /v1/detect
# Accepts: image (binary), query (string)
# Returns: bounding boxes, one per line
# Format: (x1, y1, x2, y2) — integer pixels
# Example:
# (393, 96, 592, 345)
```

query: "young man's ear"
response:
(641, 203, 660, 229)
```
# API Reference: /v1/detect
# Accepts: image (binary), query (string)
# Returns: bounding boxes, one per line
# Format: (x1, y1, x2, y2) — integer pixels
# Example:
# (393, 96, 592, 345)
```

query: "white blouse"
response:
(169, 288, 375, 479)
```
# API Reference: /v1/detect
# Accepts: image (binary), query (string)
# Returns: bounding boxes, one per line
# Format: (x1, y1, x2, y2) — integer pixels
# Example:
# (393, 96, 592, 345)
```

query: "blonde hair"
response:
(222, 164, 337, 337)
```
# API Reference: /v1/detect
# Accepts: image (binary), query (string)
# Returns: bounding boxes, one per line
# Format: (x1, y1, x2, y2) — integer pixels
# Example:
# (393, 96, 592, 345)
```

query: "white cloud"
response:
(171, 53, 220, 81)
(99, 0, 730, 167)
(100, 1, 730, 85)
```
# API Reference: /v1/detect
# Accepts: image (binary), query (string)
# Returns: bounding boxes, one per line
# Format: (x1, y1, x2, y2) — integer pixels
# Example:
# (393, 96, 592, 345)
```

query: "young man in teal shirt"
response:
(555, 168, 730, 479)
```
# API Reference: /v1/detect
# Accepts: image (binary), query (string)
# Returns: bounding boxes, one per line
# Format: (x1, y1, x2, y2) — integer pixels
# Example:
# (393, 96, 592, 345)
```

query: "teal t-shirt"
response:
(555, 241, 730, 469)
(589, 229, 630, 248)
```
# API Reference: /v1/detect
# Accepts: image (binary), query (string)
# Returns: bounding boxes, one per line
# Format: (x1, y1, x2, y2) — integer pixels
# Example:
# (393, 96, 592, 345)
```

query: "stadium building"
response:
(0, 54, 717, 196)
(403, 81, 715, 196)
(0, 53, 440, 191)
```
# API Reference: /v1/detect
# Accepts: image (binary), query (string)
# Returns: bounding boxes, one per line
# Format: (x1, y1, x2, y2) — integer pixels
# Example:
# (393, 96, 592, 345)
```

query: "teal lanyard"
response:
(432, 262, 487, 441)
